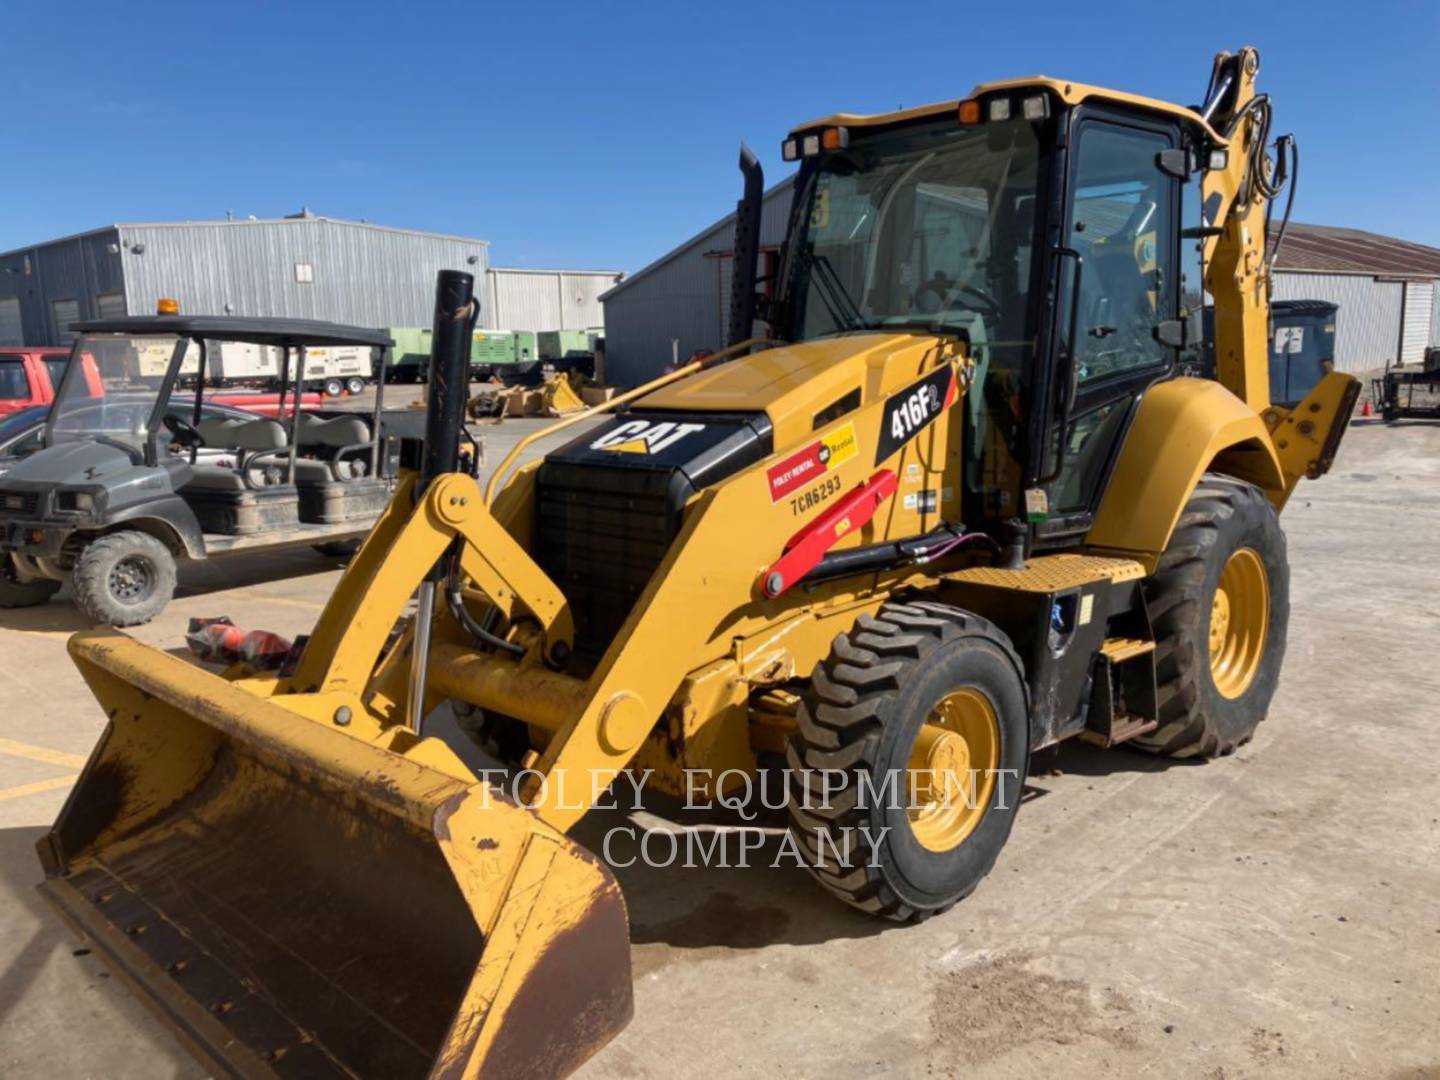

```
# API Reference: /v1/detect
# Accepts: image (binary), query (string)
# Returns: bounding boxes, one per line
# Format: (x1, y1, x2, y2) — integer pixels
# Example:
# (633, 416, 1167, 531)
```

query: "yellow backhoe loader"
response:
(37, 47, 1357, 1078)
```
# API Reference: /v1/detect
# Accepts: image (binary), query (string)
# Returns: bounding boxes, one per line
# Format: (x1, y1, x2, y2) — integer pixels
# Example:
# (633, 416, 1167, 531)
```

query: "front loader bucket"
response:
(37, 630, 632, 1079)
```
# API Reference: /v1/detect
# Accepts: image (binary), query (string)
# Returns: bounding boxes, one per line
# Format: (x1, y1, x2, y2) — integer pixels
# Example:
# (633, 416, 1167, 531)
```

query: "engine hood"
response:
(637, 332, 961, 448)
(2, 439, 144, 485)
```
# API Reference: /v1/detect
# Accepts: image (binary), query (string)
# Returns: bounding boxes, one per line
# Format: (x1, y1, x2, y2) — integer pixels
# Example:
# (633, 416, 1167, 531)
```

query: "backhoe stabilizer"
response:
(36, 629, 632, 1080)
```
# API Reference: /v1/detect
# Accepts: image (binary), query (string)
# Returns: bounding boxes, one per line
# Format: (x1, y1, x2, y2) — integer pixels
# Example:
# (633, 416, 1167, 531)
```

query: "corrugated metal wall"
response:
(0, 229, 125, 345)
(486, 268, 620, 331)
(1271, 272, 1408, 373)
(1400, 281, 1434, 364)
(602, 180, 794, 386)
(118, 219, 490, 331)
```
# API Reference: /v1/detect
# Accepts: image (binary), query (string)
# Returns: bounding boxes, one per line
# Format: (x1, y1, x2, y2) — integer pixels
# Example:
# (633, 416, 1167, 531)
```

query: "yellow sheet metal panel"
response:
(1086, 378, 1283, 560)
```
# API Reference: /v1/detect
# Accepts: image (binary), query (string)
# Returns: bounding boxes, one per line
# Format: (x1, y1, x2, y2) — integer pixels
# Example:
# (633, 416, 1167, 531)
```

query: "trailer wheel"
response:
(1135, 475, 1289, 758)
(786, 601, 1028, 922)
(345, 377, 366, 395)
(0, 555, 61, 608)
(323, 378, 345, 398)
(71, 531, 177, 627)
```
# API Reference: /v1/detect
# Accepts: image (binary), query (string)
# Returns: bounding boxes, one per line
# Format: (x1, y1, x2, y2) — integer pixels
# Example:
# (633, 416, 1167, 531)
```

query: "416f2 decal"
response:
(874, 365, 957, 464)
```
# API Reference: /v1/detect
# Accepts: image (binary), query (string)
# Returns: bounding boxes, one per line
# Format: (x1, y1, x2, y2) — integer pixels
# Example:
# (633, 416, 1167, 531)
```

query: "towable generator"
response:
(38, 47, 1356, 1078)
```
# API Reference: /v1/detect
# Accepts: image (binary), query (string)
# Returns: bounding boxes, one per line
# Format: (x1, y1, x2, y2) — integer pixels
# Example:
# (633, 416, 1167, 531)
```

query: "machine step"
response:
(1080, 713, 1158, 747)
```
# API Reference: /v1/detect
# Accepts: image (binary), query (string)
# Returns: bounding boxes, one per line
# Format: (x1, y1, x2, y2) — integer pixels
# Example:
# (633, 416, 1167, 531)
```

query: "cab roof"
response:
(792, 75, 1225, 145)
(70, 316, 394, 349)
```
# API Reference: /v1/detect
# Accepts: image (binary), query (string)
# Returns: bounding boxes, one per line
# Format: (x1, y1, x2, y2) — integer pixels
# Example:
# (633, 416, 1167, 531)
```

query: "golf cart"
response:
(0, 316, 395, 625)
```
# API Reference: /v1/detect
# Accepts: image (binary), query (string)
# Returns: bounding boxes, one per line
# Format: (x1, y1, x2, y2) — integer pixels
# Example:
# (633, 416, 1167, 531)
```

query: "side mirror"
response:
(1155, 319, 1188, 349)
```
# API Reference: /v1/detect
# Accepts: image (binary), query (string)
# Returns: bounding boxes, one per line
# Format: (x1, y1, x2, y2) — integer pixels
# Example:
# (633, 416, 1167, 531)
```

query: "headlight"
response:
(57, 491, 95, 513)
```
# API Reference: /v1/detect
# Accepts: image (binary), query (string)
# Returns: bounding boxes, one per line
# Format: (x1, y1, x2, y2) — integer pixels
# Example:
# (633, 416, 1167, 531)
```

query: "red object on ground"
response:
(0, 347, 72, 417)
(186, 616, 295, 670)
(761, 469, 898, 598)
(1360, 399, 1372, 418)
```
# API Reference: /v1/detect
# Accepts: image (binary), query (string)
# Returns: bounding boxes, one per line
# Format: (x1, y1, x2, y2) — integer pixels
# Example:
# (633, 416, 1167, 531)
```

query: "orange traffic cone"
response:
(1361, 399, 1372, 418)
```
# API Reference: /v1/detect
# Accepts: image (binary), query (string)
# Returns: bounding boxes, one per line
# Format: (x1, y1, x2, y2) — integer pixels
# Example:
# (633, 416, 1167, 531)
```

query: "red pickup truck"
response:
(0, 348, 70, 417)
(0, 346, 319, 418)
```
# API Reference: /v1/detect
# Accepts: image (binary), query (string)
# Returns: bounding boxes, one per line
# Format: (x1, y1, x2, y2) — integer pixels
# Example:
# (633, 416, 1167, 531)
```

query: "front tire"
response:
(1136, 475, 1289, 758)
(345, 376, 366, 395)
(0, 555, 61, 608)
(71, 531, 178, 626)
(786, 601, 1029, 921)
(323, 378, 345, 398)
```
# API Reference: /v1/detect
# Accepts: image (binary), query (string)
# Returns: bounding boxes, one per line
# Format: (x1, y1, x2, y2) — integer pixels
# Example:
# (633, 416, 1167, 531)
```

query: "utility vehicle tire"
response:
(323, 377, 345, 398)
(0, 555, 61, 608)
(313, 539, 361, 558)
(71, 531, 177, 627)
(345, 376, 366, 395)
(786, 601, 1029, 922)
(1134, 474, 1289, 759)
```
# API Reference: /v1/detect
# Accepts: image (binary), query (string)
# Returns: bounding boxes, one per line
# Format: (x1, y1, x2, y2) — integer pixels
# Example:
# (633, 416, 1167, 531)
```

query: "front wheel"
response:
(345, 377, 366, 395)
(323, 378, 345, 398)
(71, 531, 178, 627)
(786, 601, 1029, 921)
(1136, 475, 1289, 758)
(0, 555, 62, 608)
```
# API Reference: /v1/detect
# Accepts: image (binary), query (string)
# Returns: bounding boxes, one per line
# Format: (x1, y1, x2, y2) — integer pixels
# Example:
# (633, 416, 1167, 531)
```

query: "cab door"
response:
(1036, 110, 1182, 543)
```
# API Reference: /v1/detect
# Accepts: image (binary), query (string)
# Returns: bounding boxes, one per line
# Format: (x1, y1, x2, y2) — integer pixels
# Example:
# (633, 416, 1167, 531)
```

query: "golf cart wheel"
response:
(323, 377, 345, 398)
(71, 531, 178, 627)
(0, 554, 61, 608)
(786, 601, 1029, 922)
(1134, 474, 1289, 758)
(345, 376, 367, 395)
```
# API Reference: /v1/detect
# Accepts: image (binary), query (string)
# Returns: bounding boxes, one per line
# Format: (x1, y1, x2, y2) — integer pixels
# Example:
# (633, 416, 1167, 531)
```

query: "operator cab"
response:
(770, 79, 1227, 549)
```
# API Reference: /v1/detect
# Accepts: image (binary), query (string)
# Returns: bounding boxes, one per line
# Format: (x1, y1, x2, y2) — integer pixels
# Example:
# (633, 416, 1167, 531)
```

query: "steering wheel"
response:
(914, 279, 1001, 318)
(162, 413, 205, 450)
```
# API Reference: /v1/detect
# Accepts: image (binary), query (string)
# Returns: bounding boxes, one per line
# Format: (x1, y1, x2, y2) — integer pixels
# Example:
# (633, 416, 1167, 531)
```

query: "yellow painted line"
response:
(0, 737, 89, 770)
(0, 774, 76, 802)
(1, 627, 74, 642)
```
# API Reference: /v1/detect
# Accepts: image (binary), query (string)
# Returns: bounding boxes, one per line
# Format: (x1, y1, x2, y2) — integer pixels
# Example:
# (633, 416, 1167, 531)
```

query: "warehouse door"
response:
(1401, 281, 1433, 365)
(96, 291, 127, 320)
(50, 299, 80, 345)
(0, 298, 22, 346)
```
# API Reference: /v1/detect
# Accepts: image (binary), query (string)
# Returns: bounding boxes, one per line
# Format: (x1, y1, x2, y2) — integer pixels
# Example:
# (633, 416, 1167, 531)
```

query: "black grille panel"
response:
(535, 462, 679, 658)
(0, 490, 40, 517)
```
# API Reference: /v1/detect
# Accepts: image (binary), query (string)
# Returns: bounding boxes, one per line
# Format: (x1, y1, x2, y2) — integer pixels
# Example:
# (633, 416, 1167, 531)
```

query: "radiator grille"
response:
(535, 462, 678, 658)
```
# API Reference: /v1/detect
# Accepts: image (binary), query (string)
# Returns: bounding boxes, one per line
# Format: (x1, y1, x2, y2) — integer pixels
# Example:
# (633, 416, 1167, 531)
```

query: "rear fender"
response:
(1086, 378, 1284, 565)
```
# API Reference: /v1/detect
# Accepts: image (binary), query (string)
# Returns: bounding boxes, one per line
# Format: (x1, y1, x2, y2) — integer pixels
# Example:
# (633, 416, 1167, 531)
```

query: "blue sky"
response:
(3, 1, 1437, 272)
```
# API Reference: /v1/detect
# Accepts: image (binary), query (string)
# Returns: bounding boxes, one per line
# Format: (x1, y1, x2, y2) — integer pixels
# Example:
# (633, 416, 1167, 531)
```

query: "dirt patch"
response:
(929, 951, 1136, 1065)
(1248, 1026, 1287, 1064)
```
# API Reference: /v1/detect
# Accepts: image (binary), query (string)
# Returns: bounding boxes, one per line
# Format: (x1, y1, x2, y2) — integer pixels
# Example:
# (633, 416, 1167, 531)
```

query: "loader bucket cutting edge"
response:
(36, 630, 633, 1080)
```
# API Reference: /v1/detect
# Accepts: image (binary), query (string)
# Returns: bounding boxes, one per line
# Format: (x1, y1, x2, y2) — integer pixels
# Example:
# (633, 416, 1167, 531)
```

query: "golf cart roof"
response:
(70, 316, 394, 349)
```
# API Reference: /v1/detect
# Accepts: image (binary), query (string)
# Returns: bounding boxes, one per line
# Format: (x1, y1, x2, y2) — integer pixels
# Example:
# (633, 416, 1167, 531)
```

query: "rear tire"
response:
(0, 555, 61, 608)
(345, 377, 366, 395)
(786, 601, 1029, 921)
(323, 378, 345, 398)
(71, 531, 177, 627)
(1135, 475, 1289, 758)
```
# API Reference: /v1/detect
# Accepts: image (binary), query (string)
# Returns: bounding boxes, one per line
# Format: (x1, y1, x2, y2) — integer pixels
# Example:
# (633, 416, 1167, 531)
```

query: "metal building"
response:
(1268, 224, 1440, 373)
(599, 179, 796, 386)
(601, 181, 1440, 384)
(0, 214, 494, 346)
(487, 267, 623, 334)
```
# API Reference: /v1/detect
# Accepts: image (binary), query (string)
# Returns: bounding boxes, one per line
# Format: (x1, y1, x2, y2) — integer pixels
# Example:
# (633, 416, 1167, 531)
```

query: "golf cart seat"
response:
(180, 418, 301, 536)
(195, 416, 288, 452)
(289, 413, 390, 524)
